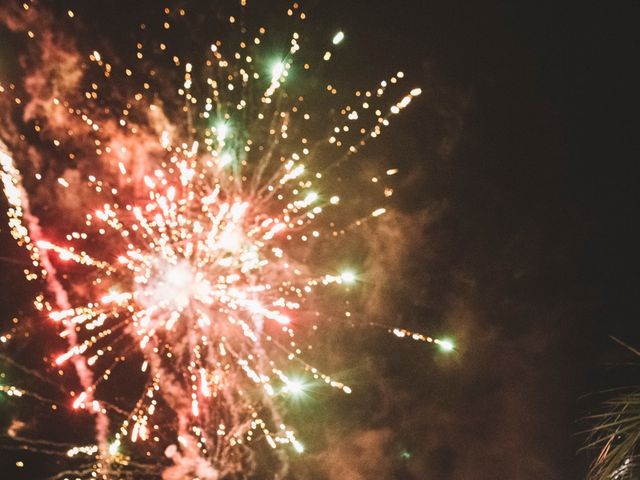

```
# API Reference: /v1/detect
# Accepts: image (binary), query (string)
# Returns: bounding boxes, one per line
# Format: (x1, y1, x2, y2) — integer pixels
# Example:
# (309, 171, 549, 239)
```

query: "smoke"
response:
(162, 442, 220, 480)
(0, 2, 173, 195)
(361, 207, 441, 321)
(296, 53, 568, 478)
(0, 3, 82, 132)
(321, 429, 395, 480)
(0, 5, 168, 470)
(0, 139, 110, 463)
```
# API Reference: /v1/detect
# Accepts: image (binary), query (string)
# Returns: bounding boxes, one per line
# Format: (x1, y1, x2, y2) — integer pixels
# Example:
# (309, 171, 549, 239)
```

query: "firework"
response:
(0, 2, 450, 478)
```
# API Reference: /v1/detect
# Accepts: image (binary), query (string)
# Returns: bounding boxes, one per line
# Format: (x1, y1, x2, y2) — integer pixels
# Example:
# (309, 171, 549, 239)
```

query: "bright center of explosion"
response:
(140, 260, 209, 310)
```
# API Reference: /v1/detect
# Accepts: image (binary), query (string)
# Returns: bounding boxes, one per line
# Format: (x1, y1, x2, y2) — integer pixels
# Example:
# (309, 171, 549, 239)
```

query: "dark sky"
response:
(1, 1, 639, 479)
(300, 1, 639, 478)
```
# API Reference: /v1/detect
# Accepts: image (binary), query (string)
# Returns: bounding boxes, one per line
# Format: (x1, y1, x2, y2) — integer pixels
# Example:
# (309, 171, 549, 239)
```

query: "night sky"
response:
(1, 1, 639, 479)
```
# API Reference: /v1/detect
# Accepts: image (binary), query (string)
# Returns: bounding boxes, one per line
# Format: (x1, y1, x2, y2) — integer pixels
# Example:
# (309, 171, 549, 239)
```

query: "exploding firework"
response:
(0, 1, 451, 478)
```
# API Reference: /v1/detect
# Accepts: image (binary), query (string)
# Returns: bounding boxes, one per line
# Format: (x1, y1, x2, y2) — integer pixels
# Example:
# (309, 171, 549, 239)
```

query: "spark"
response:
(340, 271, 357, 284)
(283, 378, 306, 396)
(437, 338, 455, 352)
(271, 61, 286, 80)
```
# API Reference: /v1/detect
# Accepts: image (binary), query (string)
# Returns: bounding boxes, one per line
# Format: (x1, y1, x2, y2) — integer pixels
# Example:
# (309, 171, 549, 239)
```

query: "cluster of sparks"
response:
(0, 1, 453, 478)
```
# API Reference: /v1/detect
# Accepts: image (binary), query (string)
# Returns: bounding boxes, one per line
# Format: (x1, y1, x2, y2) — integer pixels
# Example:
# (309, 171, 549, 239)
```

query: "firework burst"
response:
(0, 1, 449, 478)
